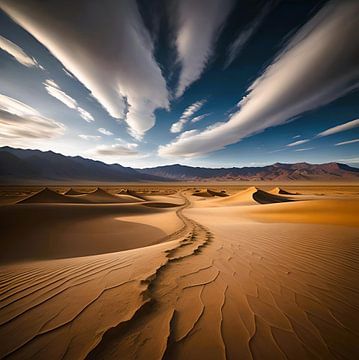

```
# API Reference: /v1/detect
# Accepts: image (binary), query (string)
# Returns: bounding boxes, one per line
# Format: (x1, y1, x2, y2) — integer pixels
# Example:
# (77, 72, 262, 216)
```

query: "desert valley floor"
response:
(0, 184, 358, 359)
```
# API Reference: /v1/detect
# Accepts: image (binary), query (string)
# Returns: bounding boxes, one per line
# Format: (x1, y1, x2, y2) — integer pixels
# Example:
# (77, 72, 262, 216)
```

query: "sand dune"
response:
(18, 187, 86, 204)
(0, 186, 358, 359)
(246, 198, 359, 227)
(269, 187, 298, 195)
(64, 188, 85, 195)
(197, 186, 292, 206)
(192, 189, 228, 197)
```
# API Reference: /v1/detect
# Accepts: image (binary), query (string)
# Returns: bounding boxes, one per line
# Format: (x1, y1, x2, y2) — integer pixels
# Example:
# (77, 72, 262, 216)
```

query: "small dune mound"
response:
(118, 189, 146, 201)
(269, 187, 298, 195)
(18, 187, 83, 204)
(80, 188, 142, 204)
(252, 189, 292, 204)
(192, 189, 228, 197)
(203, 186, 293, 206)
(64, 188, 84, 195)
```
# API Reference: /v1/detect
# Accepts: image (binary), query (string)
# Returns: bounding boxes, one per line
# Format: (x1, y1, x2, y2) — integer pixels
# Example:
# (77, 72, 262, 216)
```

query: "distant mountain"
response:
(138, 163, 359, 181)
(1, 146, 358, 183)
(0, 146, 166, 183)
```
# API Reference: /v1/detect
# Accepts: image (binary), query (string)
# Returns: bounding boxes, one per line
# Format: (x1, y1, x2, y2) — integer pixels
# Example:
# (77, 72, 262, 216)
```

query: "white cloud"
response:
(98, 128, 113, 136)
(335, 138, 359, 146)
(159, 1, 359, 157)
(44, 79, 77, 109)
(174, 0, 235, 97)
(44, 79, 94, 122)
(286, 139, 310, 147)
(336, 157, 359, 164)
(294, 147, 314, 152)
(0, 0, 169, 139)
(78, 134, 101, 141)
(191, 113, 211, 123)
(91, 143, 139, 156)
(77, 107, 94, 122)
(317, 118, 359, 137)
(170, 99, 206, 133)
(0, 93, 65, 140)
(0, 35, 40, 68)
(293, 135, 301, 139)
(224, 2, 274, 68)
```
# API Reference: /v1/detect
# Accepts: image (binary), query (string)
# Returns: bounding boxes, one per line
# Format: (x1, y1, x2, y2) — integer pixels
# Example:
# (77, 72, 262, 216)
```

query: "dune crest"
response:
(192, 189, 228, 197)
(269, 187, 298, 195)
(18, 187, 84, 204)
(64, 188, 85, 195)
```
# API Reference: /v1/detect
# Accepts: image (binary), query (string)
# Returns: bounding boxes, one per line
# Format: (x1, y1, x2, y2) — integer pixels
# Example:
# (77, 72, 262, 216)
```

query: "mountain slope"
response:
(138, 162, 359, 181)
(1, 146, 358, 183)
(0, 147, 166, 183)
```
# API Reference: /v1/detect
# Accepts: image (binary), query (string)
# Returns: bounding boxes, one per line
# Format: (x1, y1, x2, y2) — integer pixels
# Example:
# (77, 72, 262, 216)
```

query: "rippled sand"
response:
(0, 185, 358, 359)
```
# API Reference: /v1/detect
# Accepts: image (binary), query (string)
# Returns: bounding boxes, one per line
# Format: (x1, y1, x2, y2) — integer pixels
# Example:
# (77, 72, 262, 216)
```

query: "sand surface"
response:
(0, 185, 358, 359)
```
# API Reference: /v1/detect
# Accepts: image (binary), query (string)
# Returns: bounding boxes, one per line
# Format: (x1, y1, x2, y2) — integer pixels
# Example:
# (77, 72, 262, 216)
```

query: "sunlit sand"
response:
(0, 184, 358, 359)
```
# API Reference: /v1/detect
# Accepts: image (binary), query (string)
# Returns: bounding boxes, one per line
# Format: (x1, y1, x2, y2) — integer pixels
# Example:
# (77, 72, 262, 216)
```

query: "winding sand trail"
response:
(0, 190, 358, 359)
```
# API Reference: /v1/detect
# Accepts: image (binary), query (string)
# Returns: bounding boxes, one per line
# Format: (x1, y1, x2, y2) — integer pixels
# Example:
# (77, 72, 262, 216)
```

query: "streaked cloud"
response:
(98, 128, 113, 136)
(0, 93, 65, 140)
(293, 135, 301, 139)
(174, 0, 235, 97)
(170, 99, 206, 133)
(91, 142, 139, 156)
(191, 113, 211, 123)
(0, 34, 40, 68)
(335, 138, 359, 146)
(159, 1, 359, 157)
(78, 134, 101, 141)
(224, 1, 274, 68)
(337, 157, 359, 164)
(0, 0, 169, 139)
(44, 79, 94, 122)
(294, 147, 314, 152)
(317, 118, 359, 137)
(286, 139, 310, 147)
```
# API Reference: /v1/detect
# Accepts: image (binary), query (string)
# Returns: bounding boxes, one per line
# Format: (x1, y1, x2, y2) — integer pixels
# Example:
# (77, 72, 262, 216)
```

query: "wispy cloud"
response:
(294, 147, 314, 152)
(0, 35, 40, 68)
(0, 93, 65, 140)
(78, 134, 101, 141)
(317, 118, 359, 137)
(170, 99, 206, 133)
(91, 142, 139, 156)
(224, 1, 275, 68)
(0, 0, 169, 139)
(43, 79, 94, 122)
(159, 1, 359, 157)
(286, 139, 310, 147)
(191, 113, 211, 123)
(336, 157, 359, 164)
(335, 138, 359, 146)
(174, 0, 235, 97)
(97, 128, 113, 136)
(293, 135, 301, 139)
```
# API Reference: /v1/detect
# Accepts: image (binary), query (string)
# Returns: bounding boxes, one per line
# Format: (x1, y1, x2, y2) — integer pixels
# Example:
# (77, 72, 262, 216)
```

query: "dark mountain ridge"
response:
(0, 146, 358, 183)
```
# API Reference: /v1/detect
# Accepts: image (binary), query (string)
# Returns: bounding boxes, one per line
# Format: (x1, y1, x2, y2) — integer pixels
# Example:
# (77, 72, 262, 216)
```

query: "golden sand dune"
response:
(269, 187, 298, 195)
(117, 189, 146, 200)
(197, 186, 292, 206)
(246, 198, 359, 227)
(0, 202, 181, 262)
(18, 187, 85, 204)
(192, 189, 228, 197)
(64, 188, 85, 195)
(0, 186, 358, 359)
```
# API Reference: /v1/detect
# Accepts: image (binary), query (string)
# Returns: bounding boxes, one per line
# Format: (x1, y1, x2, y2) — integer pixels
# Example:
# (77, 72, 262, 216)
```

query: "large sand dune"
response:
(0, 185, 358, 359)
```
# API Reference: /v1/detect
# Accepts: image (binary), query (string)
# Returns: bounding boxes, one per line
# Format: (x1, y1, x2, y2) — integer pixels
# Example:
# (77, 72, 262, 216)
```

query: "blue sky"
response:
(0, 0, 358, 168)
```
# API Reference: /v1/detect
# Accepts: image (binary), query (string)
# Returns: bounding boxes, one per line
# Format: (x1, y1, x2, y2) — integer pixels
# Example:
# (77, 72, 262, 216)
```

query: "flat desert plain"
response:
(0, 184, 358, 359)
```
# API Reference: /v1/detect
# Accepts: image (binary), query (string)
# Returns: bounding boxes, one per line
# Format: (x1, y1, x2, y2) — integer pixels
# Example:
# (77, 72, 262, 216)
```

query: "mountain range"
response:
(0, 146, 358, 183)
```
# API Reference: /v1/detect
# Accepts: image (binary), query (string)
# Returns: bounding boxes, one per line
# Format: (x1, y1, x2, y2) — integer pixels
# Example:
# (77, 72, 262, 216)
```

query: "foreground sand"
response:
(0, 185, 358, 359)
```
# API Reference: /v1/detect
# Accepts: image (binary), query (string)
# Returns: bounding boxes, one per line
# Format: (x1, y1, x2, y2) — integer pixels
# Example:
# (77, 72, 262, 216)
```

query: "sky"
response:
(0, 0, 358, 168)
